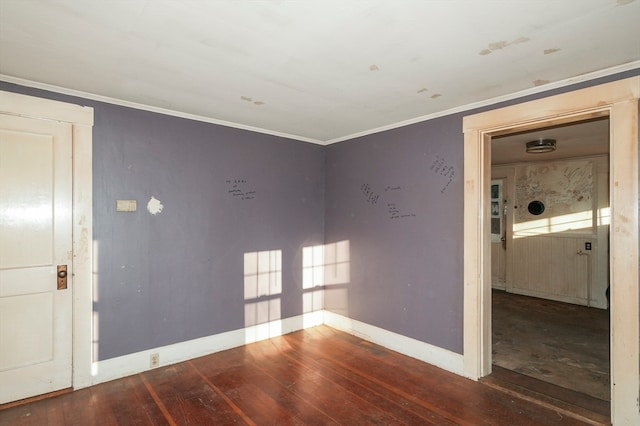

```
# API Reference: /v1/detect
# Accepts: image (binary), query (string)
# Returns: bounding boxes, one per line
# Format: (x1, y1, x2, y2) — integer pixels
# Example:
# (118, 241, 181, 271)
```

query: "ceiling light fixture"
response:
(526, 138, 556, 154)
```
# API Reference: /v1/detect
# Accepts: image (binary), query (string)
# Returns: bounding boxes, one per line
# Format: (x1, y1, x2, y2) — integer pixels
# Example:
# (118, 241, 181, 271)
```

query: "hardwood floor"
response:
(1, 326, 600, 425)
(482, 366, 610, 425)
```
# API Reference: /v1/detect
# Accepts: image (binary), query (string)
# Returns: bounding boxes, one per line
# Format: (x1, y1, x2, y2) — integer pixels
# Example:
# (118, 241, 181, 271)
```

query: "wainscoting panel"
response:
(510, 235, 590, 305)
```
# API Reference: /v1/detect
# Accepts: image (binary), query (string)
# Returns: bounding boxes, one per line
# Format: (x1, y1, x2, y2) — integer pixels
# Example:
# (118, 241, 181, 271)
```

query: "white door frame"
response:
(0, 90, 94, 392)
(462, 76, 639, 424)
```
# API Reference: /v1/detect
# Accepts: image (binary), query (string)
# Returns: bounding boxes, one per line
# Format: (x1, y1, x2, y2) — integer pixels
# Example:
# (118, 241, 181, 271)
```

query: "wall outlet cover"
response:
(150, 353, 159, 368)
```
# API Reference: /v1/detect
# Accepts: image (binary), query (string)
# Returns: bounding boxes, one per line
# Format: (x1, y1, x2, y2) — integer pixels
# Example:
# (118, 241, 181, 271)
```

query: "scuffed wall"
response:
(0, 82, 326, 361)
(323, 71, 638, 355)
(514, 159, 593, 233)
(324, 114, 465, 353)
(507, 157, 609, 307)
(1, 68, 636, 361)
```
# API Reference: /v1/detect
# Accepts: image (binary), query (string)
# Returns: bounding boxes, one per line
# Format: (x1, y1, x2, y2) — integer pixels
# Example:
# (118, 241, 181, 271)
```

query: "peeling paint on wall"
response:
(147, 196, 164, 215)
(515, 159, 593, 225)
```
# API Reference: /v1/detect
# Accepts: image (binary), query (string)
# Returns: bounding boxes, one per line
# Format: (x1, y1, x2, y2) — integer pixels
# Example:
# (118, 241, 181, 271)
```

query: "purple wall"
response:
(325, 115, 465, 352)
(1, 67, 637, 361)
(91, 107, 325, 360)
(0, 82, 325, 360)
(324, 69, 640, 355)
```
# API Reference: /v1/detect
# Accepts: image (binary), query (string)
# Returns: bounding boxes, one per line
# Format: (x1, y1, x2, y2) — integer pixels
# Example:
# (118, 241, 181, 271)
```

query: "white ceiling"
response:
(492, 118, 609, 165)
(0, 0, 638, 144)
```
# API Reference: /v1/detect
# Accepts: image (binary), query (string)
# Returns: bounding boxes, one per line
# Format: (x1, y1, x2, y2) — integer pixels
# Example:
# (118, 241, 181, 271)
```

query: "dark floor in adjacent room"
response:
(489, 289, 610, 423)
(1, 325, 598, 425)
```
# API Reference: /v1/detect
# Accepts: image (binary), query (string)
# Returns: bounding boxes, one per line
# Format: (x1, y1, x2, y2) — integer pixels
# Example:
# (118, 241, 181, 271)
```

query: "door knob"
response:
(57, 265, 68, 290)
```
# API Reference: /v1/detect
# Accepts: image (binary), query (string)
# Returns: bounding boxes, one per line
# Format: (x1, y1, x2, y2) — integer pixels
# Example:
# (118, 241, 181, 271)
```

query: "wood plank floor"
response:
(482, 366, 609, 425)
(1, 326, 601, 425)
(492, 289, 610, 401)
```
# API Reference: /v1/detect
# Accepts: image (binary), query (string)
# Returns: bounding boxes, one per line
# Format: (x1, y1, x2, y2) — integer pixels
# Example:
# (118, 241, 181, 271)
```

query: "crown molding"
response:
(326, 60, 640, 144)
(3, 60, 638, 146)
(0, 74, 323, 145)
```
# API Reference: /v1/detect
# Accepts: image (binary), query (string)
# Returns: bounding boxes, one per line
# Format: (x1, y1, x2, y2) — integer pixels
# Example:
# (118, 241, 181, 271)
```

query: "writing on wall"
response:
(361, 183, 416, 220)
(515, 160, 593, 224)
(226, 179, 256, 200)
(360, 183, 380, 205)
(387, 203, 416, 220)
(429, 155, 456, 193)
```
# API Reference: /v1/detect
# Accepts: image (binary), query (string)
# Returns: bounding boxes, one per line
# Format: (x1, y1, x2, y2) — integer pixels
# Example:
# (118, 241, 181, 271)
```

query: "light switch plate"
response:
(116, 199, 137, 212)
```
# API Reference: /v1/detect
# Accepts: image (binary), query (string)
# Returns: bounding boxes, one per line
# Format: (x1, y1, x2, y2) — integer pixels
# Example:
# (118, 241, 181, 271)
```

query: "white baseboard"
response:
(88, 309, 463, 387)
(322, 311, 463, 376)
(89, 310, 324, 386)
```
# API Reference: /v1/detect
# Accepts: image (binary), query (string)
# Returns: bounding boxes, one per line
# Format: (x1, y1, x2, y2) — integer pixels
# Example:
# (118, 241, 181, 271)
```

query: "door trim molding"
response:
(0, 90, 94, 391)
(462, 76, 639, 424)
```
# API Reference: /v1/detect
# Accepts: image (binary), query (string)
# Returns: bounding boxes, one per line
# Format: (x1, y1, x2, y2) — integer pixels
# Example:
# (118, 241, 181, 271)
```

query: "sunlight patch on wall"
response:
(597, 207, 610, 227)
(513, 210, 593, 238)
(244, 249, 282, 342)
(91, 240, 100, 376)
(302, 240, 350, 320)
(324, 240, 350, 286)
(302, 244, 325, 316)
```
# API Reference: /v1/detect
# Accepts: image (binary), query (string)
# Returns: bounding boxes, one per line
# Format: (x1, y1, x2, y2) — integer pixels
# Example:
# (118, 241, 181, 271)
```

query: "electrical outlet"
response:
(150, 353, 159, 368)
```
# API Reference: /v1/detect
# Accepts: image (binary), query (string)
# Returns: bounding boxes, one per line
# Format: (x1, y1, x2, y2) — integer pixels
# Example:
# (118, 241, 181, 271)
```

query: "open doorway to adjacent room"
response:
(488, 118, 611, 414)
(462, 77, 639, 425)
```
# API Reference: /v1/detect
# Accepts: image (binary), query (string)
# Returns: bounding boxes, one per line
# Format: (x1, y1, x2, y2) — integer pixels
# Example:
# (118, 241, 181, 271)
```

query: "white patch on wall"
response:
(146, 196, 164, 215)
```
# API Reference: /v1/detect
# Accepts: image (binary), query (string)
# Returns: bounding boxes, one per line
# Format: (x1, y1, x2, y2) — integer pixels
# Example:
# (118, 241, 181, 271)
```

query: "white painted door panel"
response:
(0, 115, 73, 404)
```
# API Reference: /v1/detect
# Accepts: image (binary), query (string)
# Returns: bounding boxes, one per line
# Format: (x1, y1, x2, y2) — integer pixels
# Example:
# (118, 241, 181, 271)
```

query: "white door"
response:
(0, 114, 73, 404)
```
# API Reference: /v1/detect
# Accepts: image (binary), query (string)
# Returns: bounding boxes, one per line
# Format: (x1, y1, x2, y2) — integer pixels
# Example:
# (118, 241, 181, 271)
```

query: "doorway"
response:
(489, 118, 610, 403)
(461, 76, 639, 424)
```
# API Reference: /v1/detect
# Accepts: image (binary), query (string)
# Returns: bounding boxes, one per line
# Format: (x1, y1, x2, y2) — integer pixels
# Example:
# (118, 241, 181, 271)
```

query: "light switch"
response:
(116, 200, 137, 212)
